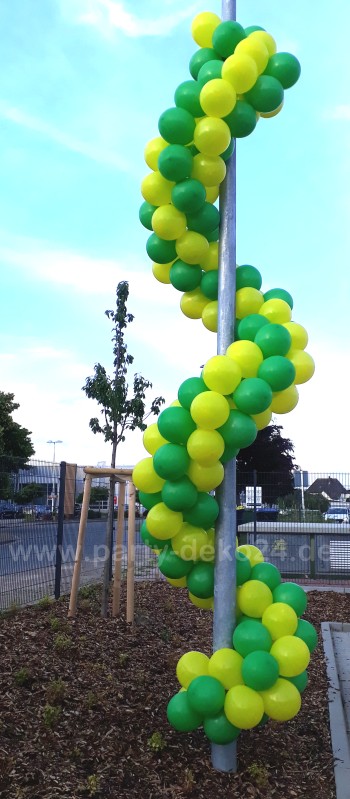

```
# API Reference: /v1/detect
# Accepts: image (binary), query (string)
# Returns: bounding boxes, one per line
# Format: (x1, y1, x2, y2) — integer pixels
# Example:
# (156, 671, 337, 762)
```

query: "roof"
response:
(306, 477, 347, 500)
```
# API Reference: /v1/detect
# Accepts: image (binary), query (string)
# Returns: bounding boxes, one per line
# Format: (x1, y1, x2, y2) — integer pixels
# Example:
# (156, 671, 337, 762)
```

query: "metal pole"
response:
(212, 0, 237, 773)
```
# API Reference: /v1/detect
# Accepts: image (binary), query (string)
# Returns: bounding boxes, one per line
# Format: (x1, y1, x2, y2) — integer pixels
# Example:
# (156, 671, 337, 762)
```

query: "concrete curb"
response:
(322, 622, 350, 798)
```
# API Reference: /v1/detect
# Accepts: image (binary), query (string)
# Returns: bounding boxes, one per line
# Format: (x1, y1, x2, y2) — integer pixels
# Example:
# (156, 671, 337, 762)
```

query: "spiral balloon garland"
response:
(133, 11, 317, 744)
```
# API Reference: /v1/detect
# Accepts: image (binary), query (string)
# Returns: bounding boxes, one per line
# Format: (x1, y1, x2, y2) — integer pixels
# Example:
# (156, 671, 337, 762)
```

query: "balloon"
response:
(245, 75, 284, 113)
(189, 592, 213, 609)
(158, 107, 195, 145)
(176, 231, 209, 264)
(141, 171, 174, 206)
(236, 551, 252, 585)
(249, 30, 276, 56)
(153, 443, 190, 481)
(236, 264, 262, 290)
(140, 521, 171, 551)
(237, 580, 273, 618)
(205, 186, 220, 205)
(224, 100, 257, 138)
(226, 340, 263, 377)
(191, 11, 221, 48)
(200, 78, 236, 118)
(171, 523, 208, 561)
(187, 675, 225, 717)
(238, 313, 270, 341)
(283, 322, 308, 350)
(170, 260, 202, 292)
(180, 289, 209, 319)
(262, 602, 298, 640)
(195, 116, 231, 159)
(158, 546, 193, 578)
(222, 53, 258, 93)
(235, 37, 269, 74)
(287, 350, 315, 384)
(233, 377, 273, 415)
(192, 153, 226, 187)
(233, 619, 273, 657)
(138, 489, 163, 511)
(202, 355, 242, 394)
(225, 684, 264, 729)
(178, 376, 208, 410)
(242, 650, 279, 691)
(189, 48, 222, 81)
(286, 671, 308, 694)
(187, 459, 224, 491)
(263, 288, 293, 309)
(270, 635, 310, 677)
(184, 491, 219, 528)
(132, 457, 165, 493)
(162, 477, 198, 512)
(218, 410, 257, 449)
(204, 711, 240, 744)
(139, 201, 157, 230)
(251, 562, 281, 591)
(222, 138, 235, 162)
(258, 355, 296, 392)
(143, 423, 168, 455)
(236, 287, 264, 319)
(146, 502, 183, 540)
(212, 20, 246, 57)
(167, 691, 202, 732)
(158, 406, 196, 445)
(295, 619, 318, 653)
(251, 407, 272, 430)
(201, 270, 218, 299)
(208, 648, 244, 689)
(158, 144, 193, 184)
(187, 202, 220, 234)
(187, 562, 214, 598)
(177, 650, 209, 688)
(171, 178, 206, 213)
(152, 205, 187, 240)
(273, 582, 307, 617)
(245, 25, 265, 35)
(264, 52, 301, 89)
(260, 678, 301, 721)
(146, 233, 177, 264)
(255, 323, 292, 358)
(187, 429, 225, 465)
(198, 59, 224, 85)
(200, 241, 218, 271)
(166, 576, 187, 588)
(259, 298, 292, 324)
(190, 390, 230, 430)
(202, 301, 218, 332)
(175, 80, 203, 117)
(144, 136, 168, 171)
(271, 384, 299, 414)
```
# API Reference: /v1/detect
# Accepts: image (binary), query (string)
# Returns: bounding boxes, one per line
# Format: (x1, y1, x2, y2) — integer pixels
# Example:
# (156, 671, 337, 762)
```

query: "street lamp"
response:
(47, 440, 63, 512)
(47, 439, 63, 463)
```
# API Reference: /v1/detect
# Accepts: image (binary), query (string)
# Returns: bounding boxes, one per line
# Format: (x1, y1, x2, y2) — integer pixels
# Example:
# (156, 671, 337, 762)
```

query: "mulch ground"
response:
(0, 582, 348, 799)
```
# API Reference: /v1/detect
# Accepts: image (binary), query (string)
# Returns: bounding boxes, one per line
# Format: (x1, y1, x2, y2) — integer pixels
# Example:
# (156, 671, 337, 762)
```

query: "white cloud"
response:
(323, 105, 350, 122)
(60, 0, 201, 37)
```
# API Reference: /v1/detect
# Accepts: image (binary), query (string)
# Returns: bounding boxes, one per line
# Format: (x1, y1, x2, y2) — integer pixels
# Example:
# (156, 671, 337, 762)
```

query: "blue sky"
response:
(0, 0, 349, 472)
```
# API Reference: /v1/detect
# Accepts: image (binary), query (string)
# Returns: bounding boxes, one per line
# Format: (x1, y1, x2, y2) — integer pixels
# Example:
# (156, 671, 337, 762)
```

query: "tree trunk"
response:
(100, 438, 118, 617)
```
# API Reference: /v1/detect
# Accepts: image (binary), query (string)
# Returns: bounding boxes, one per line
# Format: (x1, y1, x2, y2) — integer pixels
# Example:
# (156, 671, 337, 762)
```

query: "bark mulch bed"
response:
(1, 582, 348, 799)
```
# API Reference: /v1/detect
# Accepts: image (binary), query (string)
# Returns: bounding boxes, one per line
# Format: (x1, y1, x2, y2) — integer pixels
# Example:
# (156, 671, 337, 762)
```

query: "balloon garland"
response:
(133, 11, 317, 746)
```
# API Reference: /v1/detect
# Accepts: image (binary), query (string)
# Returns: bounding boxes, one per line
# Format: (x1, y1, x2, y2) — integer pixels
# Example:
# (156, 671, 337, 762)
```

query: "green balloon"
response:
(167, 691, 202, 732)
(171, 179, 206, 213)
(263, 288, 293, 309)
(242, 651, 279, 691)
(162, 477, 198, 512)
(201, 270, 218, 300)
(238, 314, 270, 342)
(224, 100, 257, 138)
(245, 76, 284, 113)
(189, 48, 222, 80)
(146, 233, 177, 264)
(153, 443, 190, 481)
(170, 260, 202, 292)
(245, 25, 265, 35)
(295, 619, 318, 653)
(218, 410, 257, 449)
(206, 227, 219, 243)
(204, 711, 240, 744)
(197, 59, 224, 85)
(187, 562, 214, 598)
(184, 492, 219, 528)
(222, 138, 235, 162)
(187, 202, 220, 235)
(178, 376, 208, 409)
(158, 406, 197, 444)
(187, 675, 225, 717)
(258, 356, 296, 392)
(236, 264, 262, 290)
(251, 562, 281, 591)
(158, 107, 195, 145)
(273, 582, 308, 617)
(158, 547, 193, 579)
(175, 80, 203, 117)
(139, 490, 163, 510)
(233, 620, 272, 657)
(236, 551, 252, 586)
(233, 377, 272, 415)
(212, 20, 246, 58)
(139, 201, 157, 230)
(264, 52, 301, 90)
(220, 443, 239, 464)
(140, 521, 170, 550)
(158, 144, 193, 182)
(255, 324, 292, 358)
(286, 671, 308, 693)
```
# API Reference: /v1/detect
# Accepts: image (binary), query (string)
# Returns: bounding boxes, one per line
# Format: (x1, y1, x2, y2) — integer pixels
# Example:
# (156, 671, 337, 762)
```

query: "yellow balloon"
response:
(200, 241, 218, 272)
(166, 576, 187, 588)
(176, 230, 209, 264)
(132, 457, 165, 493)
(152, 205, 187, 240)
(192, 153, 226, 187)
(141, 171, 174, 205)
(222, 53, 258, 93)
(143, 423, 168, 455)
(259, 298, 292, 324)
(202, 301, 218, 332)
(187, 460, 224, 491)
(260, 678, 301, 722)
(249, 30, 277, 56)
(190, 390, 230, 430)
(144, 137, 168, 171)
(180, 289, 209, 319)
(262, 602, 298, 641)
(226, 340, 263, 377)
(283, 322, 308, 350)
(260, 101, 284, 118)
(187, 429, 225, 465)
(236, 544, 264, 567)
(235, 37, 269, 74)
(146, 502, 183, 540)
(225, 684, 264, 729)
(205, 186, 220, 204)
(176, 650, 209, 688)
(202, 355, 242, 395)
(287, 350, 315, 384)
(194, 117, 231, 157)
(236, 287, 264, 319)
(271, 385, 299, 414)
(171, 523, 208, 561)
(152, 261, 173, 284)
(191, 11, 221, 48)
(237, 580, 273, 618)
(170, 399, 182, 407)
(270, 635, 310, 677)
(200, 78, 236, 118)
(189, 592, 213, 609)
(252, 407, 272, 430)
(200, 527, 215, 562)
(208, 648, 244, 690)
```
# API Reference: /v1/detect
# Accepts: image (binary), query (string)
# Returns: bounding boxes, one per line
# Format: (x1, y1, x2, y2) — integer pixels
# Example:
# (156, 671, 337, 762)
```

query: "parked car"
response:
(0, 502, 24, 519)
(324, 506, 350, 523)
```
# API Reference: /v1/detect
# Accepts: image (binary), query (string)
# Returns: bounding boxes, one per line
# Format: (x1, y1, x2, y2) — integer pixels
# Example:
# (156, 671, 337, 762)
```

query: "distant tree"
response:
(0, 392, 35, 499)
(76, 486, 109, 504)
(237, 424, 295, 504)
(304, 493, 330, 514)
(82, 281, 164, 616)
(15, 483, 45, 506)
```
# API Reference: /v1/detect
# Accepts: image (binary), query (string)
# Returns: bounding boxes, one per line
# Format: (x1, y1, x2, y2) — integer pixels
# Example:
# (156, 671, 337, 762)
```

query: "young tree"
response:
(76, 486, 109, 505)
(15, 483, 46, 506)
(237, 424, 296, 504)
(82, 281, 164, 616)
(0, 392, 35, 498)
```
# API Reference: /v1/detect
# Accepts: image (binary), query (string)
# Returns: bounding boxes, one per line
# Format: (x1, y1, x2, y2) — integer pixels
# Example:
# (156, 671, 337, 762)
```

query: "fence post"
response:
(54, 461, 66, 600)
(310, 532, 316, 579)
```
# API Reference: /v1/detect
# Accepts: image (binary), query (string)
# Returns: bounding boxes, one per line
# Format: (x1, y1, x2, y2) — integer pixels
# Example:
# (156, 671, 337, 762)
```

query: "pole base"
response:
(211, 741, 237, 772)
